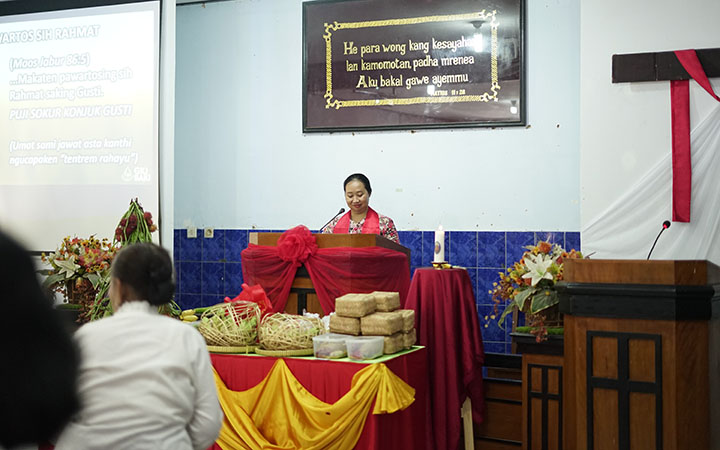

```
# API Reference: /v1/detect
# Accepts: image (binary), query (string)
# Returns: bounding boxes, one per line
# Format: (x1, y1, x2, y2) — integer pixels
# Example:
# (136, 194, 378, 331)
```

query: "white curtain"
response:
(582, 104, 720, 264)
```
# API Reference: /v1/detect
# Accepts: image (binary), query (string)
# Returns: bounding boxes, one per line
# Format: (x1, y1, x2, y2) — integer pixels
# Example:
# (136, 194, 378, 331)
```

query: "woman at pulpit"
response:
(321, 173, 399, 243)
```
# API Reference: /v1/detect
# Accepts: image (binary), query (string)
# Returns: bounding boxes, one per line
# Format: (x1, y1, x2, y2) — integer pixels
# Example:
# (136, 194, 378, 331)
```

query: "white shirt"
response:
(55, 302, 223, 450)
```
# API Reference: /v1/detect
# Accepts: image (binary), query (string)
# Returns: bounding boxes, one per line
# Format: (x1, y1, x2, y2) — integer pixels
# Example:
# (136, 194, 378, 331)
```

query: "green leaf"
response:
(42, 273, 67, 289)
(86, 272, 103, 290)
(512, 288, 535, 311)
(497, 302, 515, 328)
(530, 289, 559, 313)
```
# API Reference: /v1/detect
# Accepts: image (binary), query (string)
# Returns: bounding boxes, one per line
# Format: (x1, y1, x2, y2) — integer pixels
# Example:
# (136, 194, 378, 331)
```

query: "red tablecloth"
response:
(405, 268, 485, 450)
(209, 348, 431, 450)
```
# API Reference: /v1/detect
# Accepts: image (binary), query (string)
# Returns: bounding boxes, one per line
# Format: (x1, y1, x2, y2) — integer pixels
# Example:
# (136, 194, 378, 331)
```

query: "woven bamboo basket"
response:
(258, 313, 324, 351)
(197, 301, 260, 347)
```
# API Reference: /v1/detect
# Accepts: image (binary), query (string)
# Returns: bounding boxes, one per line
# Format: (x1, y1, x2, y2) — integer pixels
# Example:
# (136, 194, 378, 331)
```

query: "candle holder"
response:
(431, 261, 450, 269)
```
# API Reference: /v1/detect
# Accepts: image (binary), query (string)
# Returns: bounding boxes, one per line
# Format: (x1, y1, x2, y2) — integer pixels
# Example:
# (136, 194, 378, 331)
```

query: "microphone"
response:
(320, 208, 345, 232)
(647, 220, 671, 260)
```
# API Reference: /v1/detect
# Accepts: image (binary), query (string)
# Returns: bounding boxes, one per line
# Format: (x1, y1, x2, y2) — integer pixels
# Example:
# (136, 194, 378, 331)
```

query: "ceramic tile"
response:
(224, 262, 244, 297)
(179, 261, 201, 294)
(202, 294, 226, 307)
(565, 232, 581, 251)
(201, 262, 224, 295)
(477, 304, 496, 325)
(466, 268, 478, 303)
(481, 319, 505, 342)
(477, 268, 501, 305)
(506, 232, 534, 267)
(181, 232, 202, 262)
(174, 262, 181, 296)
(179, 294, 201, 310)
(397, 231, 422, 268)
(449, 231, 477, 268)
(225, 229, 248, 262)
(483, 342, 506, 354)
(202, 229, 225, 262)
(477, 232, 505, 268)
(173, 229, 182, 261)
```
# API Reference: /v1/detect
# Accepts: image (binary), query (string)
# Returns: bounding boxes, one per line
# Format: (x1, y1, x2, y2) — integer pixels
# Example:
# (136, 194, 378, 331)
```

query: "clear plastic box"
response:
(345, 336, 384, 360)
(312, 333, 348, 359)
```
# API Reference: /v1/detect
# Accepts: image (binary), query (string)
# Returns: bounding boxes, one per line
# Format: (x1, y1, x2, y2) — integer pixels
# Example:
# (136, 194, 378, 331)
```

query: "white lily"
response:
(522, 253, 554, 286)
(55, 255, 80, 279)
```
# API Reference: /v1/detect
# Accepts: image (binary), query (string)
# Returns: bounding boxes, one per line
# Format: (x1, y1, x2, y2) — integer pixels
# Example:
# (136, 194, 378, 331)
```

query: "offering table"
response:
(207, 346, 431, 450)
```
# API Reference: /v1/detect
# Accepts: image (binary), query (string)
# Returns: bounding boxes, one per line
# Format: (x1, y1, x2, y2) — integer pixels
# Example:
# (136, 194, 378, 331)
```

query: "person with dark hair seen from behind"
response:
(321, 173, 400, 243)
(0, 231, 79, 450)
(55, 243, 223, 450)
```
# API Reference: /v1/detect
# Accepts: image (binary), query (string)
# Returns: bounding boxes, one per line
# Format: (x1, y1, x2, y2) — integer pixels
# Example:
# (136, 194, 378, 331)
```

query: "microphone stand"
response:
(320, 208, 345, 232)
(647, 220, 671, 260)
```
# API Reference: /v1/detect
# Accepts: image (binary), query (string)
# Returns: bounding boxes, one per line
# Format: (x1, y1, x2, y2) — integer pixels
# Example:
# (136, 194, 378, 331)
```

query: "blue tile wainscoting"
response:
(173, 229, 580, 355)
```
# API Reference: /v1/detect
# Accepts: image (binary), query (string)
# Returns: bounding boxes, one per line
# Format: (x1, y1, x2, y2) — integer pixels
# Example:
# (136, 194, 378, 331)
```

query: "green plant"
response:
(88, 198, 179, 321)
(40, 236, 118, 323)
(488, 241, 582, 341)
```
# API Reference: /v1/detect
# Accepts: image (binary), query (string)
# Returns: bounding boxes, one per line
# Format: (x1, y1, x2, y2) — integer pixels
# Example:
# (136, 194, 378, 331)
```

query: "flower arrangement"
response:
(89, 198, 164, 320)
(114, 198, 157, 244)
(40, 199, 169, 323)
(41, 236, 119, 322)
(489, 241, 582, 341)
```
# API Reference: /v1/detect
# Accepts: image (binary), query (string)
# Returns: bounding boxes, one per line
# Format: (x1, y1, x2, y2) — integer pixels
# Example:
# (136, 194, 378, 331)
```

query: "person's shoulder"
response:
(378, 213, 396, 224)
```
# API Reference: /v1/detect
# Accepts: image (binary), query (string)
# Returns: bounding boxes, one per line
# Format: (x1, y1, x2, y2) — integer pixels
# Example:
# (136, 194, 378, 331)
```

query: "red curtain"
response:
(241, 226, 410, 313)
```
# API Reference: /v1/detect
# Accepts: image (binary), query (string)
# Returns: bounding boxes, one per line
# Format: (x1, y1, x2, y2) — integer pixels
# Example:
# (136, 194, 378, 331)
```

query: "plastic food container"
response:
(312, 333, 348, 359)
(345, 336, 384, 360)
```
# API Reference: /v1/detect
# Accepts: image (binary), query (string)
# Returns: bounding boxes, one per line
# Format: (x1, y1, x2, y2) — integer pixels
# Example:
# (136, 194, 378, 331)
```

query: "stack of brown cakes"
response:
(330, 291, 416, 355)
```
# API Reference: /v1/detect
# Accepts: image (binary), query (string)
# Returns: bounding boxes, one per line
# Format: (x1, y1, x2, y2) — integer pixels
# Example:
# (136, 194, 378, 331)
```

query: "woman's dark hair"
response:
(111, 242, 175, 306)
(0, 231, 79, 448)
(343, 173, 372, 195)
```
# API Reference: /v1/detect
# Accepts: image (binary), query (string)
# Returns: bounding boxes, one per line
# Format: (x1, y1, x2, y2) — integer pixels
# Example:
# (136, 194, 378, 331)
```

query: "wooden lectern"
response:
(558, 259, 720, 450)
(248, 233, 410, 315)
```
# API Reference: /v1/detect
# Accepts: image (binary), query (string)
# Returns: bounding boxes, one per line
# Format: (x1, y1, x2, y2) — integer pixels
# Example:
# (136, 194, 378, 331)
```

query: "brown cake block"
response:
(360, 311, 403, 336)
(396, 309, 415, 332)
(329, 314, 361, 336)
(371, 291, 400, 312)
(334, 293, 376, 318)
(402, 328, 416, 349)
(383, 332, 404, 354)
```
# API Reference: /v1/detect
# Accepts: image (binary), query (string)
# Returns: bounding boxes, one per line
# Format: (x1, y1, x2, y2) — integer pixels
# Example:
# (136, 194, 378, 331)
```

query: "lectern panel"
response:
(629, 392, 656, 450)
(586, 331, 663, 450)
(628, 340, 655, 383)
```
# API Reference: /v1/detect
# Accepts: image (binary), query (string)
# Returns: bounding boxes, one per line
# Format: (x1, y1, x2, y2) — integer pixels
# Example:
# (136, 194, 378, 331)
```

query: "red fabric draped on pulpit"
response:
(241, 226, 411, 313)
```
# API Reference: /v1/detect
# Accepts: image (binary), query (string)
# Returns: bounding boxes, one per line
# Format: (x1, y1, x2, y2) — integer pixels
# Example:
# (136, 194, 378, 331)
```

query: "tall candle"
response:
(433, 225, 445, 263)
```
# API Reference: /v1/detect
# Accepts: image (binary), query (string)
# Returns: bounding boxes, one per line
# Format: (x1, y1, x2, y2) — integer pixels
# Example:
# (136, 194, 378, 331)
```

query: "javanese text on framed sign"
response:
(302, 0, 526, 132)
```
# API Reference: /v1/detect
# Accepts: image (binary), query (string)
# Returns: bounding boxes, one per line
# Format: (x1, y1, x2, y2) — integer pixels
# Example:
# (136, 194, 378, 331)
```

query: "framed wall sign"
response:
(303, 0, 526, 132)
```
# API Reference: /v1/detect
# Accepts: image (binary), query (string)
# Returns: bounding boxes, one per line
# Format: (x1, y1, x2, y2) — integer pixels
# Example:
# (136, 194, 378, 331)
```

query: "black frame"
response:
(302, 0, 526, 132)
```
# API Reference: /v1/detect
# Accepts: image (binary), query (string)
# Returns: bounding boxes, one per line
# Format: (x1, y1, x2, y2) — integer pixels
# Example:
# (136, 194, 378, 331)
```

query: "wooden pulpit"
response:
(558, 259, 720, 450)
(248, 233, 410, 315)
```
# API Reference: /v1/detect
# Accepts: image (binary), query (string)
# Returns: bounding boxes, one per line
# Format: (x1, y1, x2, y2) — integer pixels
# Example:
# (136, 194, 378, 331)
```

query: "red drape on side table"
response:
(405, 268, 485, 450)
(242, 228, 410, 313)
(208, 349, 432, 450)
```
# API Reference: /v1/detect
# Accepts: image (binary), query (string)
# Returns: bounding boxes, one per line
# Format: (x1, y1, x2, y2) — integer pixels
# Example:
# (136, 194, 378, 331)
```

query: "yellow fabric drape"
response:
(213, 359, 415, 450)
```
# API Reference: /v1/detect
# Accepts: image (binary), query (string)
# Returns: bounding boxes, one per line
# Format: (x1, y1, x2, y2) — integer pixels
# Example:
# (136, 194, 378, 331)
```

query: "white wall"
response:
(160, 0, 175, 252)
(580, 0, 720, 227)
(174, 0, 580, 232)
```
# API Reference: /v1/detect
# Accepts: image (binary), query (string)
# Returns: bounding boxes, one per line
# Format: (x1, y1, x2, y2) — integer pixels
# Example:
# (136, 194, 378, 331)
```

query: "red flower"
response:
(277, 225, 318, 266)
